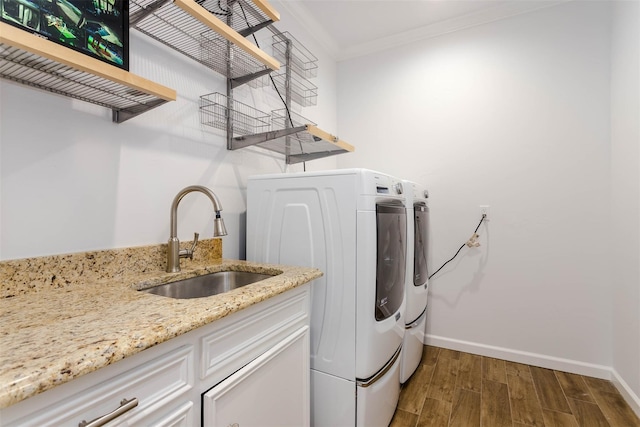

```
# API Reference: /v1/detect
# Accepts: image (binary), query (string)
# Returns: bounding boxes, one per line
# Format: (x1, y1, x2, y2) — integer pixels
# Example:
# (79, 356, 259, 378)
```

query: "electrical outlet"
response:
(480, 205, 490, 220)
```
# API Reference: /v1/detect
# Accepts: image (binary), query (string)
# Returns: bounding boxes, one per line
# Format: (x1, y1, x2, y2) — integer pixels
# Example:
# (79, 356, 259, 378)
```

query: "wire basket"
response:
(272, 32, 318, 79)
(200, 92, 270, 136)
(271, 71, 318, 107)
(198, 29, 269, 82)
(271, 109, 316, 130)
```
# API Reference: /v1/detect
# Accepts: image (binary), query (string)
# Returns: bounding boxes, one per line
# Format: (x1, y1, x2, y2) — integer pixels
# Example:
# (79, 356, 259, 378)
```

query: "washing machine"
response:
(246, 169, 407, 427)
(399, 180, 430, 383)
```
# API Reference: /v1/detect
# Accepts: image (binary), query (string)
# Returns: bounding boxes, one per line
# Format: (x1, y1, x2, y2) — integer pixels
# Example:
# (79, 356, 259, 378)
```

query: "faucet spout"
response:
(167, 185, 227, 272)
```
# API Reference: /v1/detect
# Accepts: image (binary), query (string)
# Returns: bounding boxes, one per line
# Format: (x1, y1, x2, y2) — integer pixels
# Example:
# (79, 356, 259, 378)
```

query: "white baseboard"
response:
(425, 334, 612, 379)
(425, 335, 640, 419)
(611, 369, 640, 418)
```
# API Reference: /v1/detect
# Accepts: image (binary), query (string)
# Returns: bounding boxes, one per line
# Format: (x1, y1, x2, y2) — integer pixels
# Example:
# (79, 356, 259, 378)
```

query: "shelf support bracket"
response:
(230, 126, 308, 149)
(230, 69, 272, 88)
(237, 20, 275, 37)
(112, 99, 170, 123)
(286, 151, 349, 164)
(225, 8, 235, 150)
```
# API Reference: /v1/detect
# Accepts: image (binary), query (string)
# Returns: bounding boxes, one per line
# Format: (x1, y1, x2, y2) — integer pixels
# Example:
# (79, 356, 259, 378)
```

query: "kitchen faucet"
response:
(167, 185, 227, 272)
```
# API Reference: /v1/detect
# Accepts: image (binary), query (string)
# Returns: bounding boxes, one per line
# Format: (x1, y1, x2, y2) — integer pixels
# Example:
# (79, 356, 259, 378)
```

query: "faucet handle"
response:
(189, 232, 200, 255)
(178, 232, 199, 260)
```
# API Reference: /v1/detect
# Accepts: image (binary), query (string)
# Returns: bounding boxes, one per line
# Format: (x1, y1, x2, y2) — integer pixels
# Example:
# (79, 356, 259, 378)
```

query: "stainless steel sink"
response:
(141, 271, 275, 299)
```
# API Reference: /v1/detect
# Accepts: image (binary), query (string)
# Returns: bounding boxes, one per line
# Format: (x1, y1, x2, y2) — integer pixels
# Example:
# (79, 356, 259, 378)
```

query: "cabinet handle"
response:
(78, 397, 138, 427)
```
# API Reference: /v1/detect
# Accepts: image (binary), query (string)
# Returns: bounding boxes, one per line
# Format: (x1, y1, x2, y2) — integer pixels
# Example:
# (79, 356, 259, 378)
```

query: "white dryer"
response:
(247, 169, 407, 427)
(399, 180, 430, 383)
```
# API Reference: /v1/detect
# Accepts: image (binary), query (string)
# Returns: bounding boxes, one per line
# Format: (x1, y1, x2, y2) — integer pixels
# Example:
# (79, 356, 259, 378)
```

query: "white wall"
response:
(3, 0, 638, 407)
(611, 0, 640, 409)
(0, 4, 337, 261)
(337, 1, 613, 373)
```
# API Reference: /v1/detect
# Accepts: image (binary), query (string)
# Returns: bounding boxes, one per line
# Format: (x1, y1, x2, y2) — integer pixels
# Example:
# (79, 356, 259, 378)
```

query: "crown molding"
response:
(272, 0, 342, 61)
(275, 1, 570, 63)
(337, 0, 570, 61)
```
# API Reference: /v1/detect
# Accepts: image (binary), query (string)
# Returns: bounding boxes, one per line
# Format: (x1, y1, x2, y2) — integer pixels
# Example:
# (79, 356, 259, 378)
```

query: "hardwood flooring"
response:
(390, 346, 640, 427)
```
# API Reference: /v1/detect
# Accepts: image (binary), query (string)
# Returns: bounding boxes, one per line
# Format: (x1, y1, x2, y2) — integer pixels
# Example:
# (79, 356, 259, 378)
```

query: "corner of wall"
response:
(612, 369, 640, 418)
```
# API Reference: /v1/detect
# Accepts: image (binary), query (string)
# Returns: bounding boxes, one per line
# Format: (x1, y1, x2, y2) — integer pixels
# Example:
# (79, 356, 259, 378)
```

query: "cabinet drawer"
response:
(4, 346, 193, 427)
(200, 286, 309, 384)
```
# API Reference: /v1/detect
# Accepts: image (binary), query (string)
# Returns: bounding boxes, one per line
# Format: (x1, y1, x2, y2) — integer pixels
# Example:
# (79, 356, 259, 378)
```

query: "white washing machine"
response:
(246, 169, 407, 427)
(399, 180, 430, 383)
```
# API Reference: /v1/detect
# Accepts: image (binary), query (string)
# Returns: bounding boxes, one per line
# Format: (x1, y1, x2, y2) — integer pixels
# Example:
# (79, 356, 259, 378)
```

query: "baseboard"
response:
(611, 369, 640, 418)
(425, 335, 640, 418)
(425, 334, 612, 379)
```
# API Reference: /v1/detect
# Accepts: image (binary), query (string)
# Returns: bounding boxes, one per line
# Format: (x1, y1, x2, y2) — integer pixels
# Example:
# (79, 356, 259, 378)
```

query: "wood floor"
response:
(390, 346, 640, 427)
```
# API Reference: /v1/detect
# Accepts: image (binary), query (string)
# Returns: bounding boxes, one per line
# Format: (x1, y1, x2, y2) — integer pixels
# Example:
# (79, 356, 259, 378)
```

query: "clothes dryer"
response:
(247, 169, 407, 427)
(399, 180, 430, 383)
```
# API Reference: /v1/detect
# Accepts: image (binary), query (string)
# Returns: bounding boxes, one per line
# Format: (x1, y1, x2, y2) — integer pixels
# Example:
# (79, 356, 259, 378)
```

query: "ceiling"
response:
(274, 0, 567, 61)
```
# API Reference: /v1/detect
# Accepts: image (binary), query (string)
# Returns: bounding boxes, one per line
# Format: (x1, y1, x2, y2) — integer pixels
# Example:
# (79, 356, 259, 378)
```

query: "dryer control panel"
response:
(368, 173, 404, 195)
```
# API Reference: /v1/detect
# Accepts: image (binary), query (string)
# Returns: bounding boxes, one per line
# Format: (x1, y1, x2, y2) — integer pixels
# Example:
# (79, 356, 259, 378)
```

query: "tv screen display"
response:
(1, 0, 128, 70)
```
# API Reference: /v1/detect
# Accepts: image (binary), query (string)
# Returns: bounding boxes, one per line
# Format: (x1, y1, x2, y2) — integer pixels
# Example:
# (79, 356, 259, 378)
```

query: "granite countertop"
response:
(0, 240, 322, 409)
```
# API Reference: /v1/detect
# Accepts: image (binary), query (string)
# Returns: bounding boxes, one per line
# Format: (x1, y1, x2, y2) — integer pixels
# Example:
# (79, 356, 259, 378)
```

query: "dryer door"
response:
(414, 203, 430, 287)
(375, 202, 407, 321)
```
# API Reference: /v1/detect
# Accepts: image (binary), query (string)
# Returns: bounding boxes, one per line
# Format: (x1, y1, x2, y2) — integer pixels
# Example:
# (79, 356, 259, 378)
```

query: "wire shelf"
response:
(0, 43, 170, 122)
(258, 133, 335, 155)
(272, 32, 318, 79)
(131, 0, 274, 80)
(271, 71, 317, 107)
(271, 109, 316, 130)
(200, 92, 270, 135)
(230, 124, 354, 164)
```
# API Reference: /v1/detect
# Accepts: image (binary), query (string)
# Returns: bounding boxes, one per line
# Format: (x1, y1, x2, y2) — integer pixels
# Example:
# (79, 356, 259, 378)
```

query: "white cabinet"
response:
(203, 327, 310, 427)
(0, 284, 311, 427)
(1, 346, 195, 427)
(147, 402, 195, 427)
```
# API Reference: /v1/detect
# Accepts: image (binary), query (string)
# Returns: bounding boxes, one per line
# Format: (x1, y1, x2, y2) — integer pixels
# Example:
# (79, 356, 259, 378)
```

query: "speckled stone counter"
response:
(0, 240, 322, 409)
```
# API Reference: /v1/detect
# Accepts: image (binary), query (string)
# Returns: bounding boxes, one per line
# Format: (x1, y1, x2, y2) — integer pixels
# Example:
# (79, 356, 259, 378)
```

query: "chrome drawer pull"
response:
(78, 397, 138, 427)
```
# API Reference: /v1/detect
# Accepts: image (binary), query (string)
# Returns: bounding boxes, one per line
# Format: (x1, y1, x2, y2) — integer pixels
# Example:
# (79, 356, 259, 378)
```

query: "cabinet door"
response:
(202, 326, 310, 427)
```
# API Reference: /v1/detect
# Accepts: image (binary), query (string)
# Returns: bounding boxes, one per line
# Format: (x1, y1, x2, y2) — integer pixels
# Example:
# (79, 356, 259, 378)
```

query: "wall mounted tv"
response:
(1, 0, 128, 70)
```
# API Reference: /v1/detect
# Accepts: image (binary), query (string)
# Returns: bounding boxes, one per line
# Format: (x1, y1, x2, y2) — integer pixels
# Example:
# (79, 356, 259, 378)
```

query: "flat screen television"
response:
(1, 0, 128, 70)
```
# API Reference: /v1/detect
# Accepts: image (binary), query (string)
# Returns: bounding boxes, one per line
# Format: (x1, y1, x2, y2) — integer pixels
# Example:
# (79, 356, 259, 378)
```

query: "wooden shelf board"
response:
(175, 0, 280, 71)
(252, 0, 280, 22)
(306, 125, 355, 152)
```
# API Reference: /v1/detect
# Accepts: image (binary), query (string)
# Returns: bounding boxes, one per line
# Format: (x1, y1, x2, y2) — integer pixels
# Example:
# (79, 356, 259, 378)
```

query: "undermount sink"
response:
(141, 271, 275, 299)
